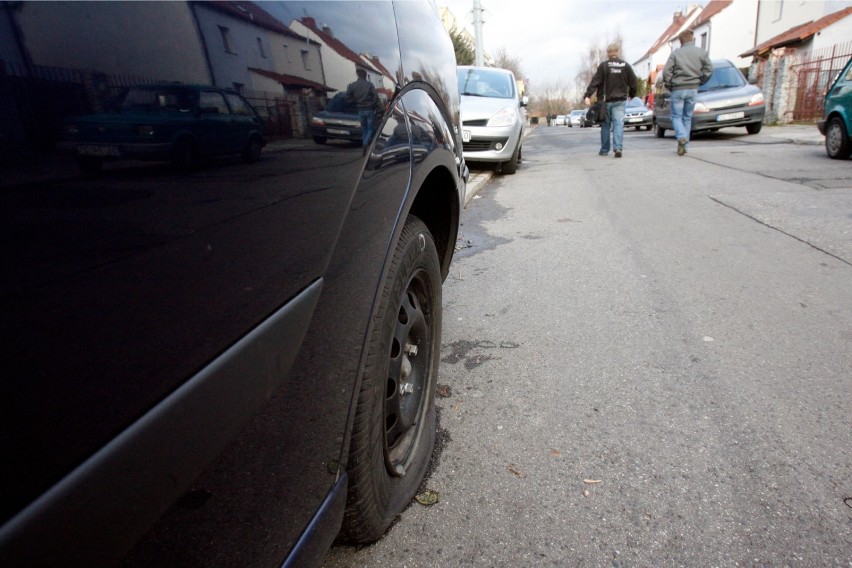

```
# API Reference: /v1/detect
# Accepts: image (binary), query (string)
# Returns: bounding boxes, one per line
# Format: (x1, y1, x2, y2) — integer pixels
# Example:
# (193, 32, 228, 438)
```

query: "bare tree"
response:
(493, 47, 523, 80)
(528, 80, 575, 119)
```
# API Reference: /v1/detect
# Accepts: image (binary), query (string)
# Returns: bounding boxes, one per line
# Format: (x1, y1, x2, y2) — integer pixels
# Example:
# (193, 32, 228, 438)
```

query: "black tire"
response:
(241, 136, 263, 163)
(501, 141, 520, 175)
(76, 156, 103, 174)
(341, 215, 441, 543)
(313, 136, 327, 145)
(825, 117, 852, 159)
(746, 121, 763, 135)
(655, 121, 666, 138)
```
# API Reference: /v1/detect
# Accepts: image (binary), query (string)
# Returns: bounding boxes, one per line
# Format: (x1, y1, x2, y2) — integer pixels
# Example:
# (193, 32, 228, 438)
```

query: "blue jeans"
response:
(358, 109, 375, 146)
(670, 89, 697, 147)
(599, 100, 626, 153)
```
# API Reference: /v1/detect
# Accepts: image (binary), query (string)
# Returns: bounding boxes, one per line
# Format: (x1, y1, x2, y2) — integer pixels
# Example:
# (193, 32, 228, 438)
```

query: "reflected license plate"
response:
(78, 145, 120, 157)
(462, 130, 471, 142)
(327, 128, 350, 135)
(716, 112, 744, 122)
(628, 118, 643, 123)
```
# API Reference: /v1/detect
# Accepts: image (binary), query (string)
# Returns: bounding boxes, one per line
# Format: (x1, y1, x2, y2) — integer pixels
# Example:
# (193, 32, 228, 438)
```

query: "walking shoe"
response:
(614, 150, 622, 158)
(677, 138, 687, 156)
(598, 151, 608, 156)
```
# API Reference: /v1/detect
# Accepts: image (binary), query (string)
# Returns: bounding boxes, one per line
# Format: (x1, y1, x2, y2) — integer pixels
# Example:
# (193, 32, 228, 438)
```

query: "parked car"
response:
(59, 84, 266, 172)
(569, 109, 587, 127)
(311, 91, 388, 145)
(817, 55, 852, 159)
(0, 2, 465, 567)
(458, 65, 527, 174)
(623, 96, 653, 130)
(653, 59, 765, 137)
(554, 114, 566, 126)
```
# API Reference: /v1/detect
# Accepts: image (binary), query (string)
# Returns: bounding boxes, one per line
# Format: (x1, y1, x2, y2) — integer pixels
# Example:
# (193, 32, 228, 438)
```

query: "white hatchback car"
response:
(457, 66, 527, 174)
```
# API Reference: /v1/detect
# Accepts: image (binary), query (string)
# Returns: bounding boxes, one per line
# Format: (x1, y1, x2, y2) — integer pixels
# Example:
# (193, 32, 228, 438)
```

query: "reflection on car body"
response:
(653, 59, 765, 137)
(59, 84, 266, 172)
(0, 1, 465, 567)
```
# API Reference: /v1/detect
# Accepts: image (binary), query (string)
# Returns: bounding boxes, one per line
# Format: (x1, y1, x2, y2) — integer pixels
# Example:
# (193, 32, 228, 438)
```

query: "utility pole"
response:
(473, 0, 485, 66)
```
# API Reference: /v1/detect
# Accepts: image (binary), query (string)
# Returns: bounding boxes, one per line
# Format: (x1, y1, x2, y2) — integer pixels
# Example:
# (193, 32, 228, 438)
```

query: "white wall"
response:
(693, 0, 758, 68)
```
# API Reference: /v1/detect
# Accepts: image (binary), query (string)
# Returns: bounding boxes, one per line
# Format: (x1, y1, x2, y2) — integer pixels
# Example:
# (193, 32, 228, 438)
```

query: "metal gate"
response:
(791, 41, 852, 122)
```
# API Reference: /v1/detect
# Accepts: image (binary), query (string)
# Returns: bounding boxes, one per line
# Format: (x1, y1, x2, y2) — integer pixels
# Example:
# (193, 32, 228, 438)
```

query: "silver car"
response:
(458, 65, 527, 174)
(653, 59, 765, 137)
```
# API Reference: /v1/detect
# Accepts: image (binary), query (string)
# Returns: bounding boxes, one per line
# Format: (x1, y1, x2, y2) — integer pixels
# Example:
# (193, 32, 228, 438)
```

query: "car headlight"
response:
(749, 92, 765, 106)
(487, 107, 518, 128)
(693, 102, 710, 113)
(311, 117, 325, 126)
(138, 125, 155, 136)
(644, 110, 653, 117)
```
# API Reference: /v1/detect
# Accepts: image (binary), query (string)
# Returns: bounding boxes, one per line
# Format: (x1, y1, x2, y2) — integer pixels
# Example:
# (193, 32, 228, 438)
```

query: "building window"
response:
(301, 49, 311, 70)
(219, 25, 236, 54)
(232, 82, 244, 93)
(283, 44, 291, 63)
(257, 37, 267, 58)
(700, 32, 708, 50)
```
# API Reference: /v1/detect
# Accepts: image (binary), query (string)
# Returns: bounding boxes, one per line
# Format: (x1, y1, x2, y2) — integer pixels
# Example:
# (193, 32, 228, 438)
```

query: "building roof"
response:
(692, 0, 733, 28)
(740, 6, 852, 57)
(637, 5, 702, 62)
(298, 17, 381, 73)
(248, 67, 334, 92)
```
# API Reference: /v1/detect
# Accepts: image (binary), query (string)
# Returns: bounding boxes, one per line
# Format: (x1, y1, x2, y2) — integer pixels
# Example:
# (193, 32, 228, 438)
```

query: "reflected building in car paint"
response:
(0, 1, 464, 566)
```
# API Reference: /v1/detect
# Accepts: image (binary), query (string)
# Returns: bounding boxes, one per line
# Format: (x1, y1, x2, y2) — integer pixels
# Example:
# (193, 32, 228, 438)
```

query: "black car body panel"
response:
(0, 1, 463, 566)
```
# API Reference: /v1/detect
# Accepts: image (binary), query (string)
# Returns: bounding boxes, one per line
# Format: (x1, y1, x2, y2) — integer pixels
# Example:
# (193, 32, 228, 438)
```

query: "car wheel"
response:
(341, 214, 441, 542)
(241, 136, 263, 163)
(501, 141, 520, 175)
(313, 136, 327, 145)
(76, 156, 103, 174)
(655, 121, 665, 138)
(171, 138, 198, 171)
(746, 122, 763, 135)
(825, 117, 852, 159)
(645, 125, 653, 131)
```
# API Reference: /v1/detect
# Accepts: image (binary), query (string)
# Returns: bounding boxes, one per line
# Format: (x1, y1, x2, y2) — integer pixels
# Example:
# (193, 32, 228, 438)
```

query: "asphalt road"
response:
(323, 125, 852, 567)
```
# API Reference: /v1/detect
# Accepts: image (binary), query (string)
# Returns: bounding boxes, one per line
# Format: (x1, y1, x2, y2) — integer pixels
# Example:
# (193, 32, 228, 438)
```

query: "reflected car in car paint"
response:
(653, 59, 765, 137)
(59, 84, 266, 172)
(0, 1, 465, 567)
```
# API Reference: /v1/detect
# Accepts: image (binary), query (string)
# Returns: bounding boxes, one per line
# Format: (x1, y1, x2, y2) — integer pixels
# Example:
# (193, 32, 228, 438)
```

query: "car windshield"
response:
(699, 66, 746, 92)
(626, 97, 646, 108)
(118, 86, 196, 112)
(457, 69, 514, 99)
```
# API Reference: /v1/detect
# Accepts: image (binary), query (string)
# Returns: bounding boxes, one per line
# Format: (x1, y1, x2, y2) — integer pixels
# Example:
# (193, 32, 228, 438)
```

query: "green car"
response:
(60, 84, 266, 172)
(818, 56, 852, 160)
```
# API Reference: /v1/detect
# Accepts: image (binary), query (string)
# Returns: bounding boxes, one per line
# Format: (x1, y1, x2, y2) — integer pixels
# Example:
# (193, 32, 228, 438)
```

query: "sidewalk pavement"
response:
(463, 123, 825, 208)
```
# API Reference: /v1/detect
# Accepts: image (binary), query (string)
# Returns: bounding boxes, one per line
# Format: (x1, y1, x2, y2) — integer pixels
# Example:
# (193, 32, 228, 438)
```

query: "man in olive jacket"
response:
(584, 44, 638, 158)
(662, 30, 713, 155)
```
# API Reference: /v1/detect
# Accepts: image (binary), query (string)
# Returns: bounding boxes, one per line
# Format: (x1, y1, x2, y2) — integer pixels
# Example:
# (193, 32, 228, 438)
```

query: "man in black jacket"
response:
(584, 43, 638, 158)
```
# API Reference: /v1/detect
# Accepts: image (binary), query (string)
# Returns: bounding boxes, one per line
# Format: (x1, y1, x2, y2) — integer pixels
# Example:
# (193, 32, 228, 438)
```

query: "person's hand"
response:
(584, 97, 591, 105)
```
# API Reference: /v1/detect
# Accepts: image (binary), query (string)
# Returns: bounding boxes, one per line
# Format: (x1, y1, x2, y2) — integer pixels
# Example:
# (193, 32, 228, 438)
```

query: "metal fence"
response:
(789, 41, 852, 122)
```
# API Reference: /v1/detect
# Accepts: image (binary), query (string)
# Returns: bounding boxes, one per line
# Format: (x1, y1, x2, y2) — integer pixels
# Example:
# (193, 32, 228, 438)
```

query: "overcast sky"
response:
(439, 0, 707, 89)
